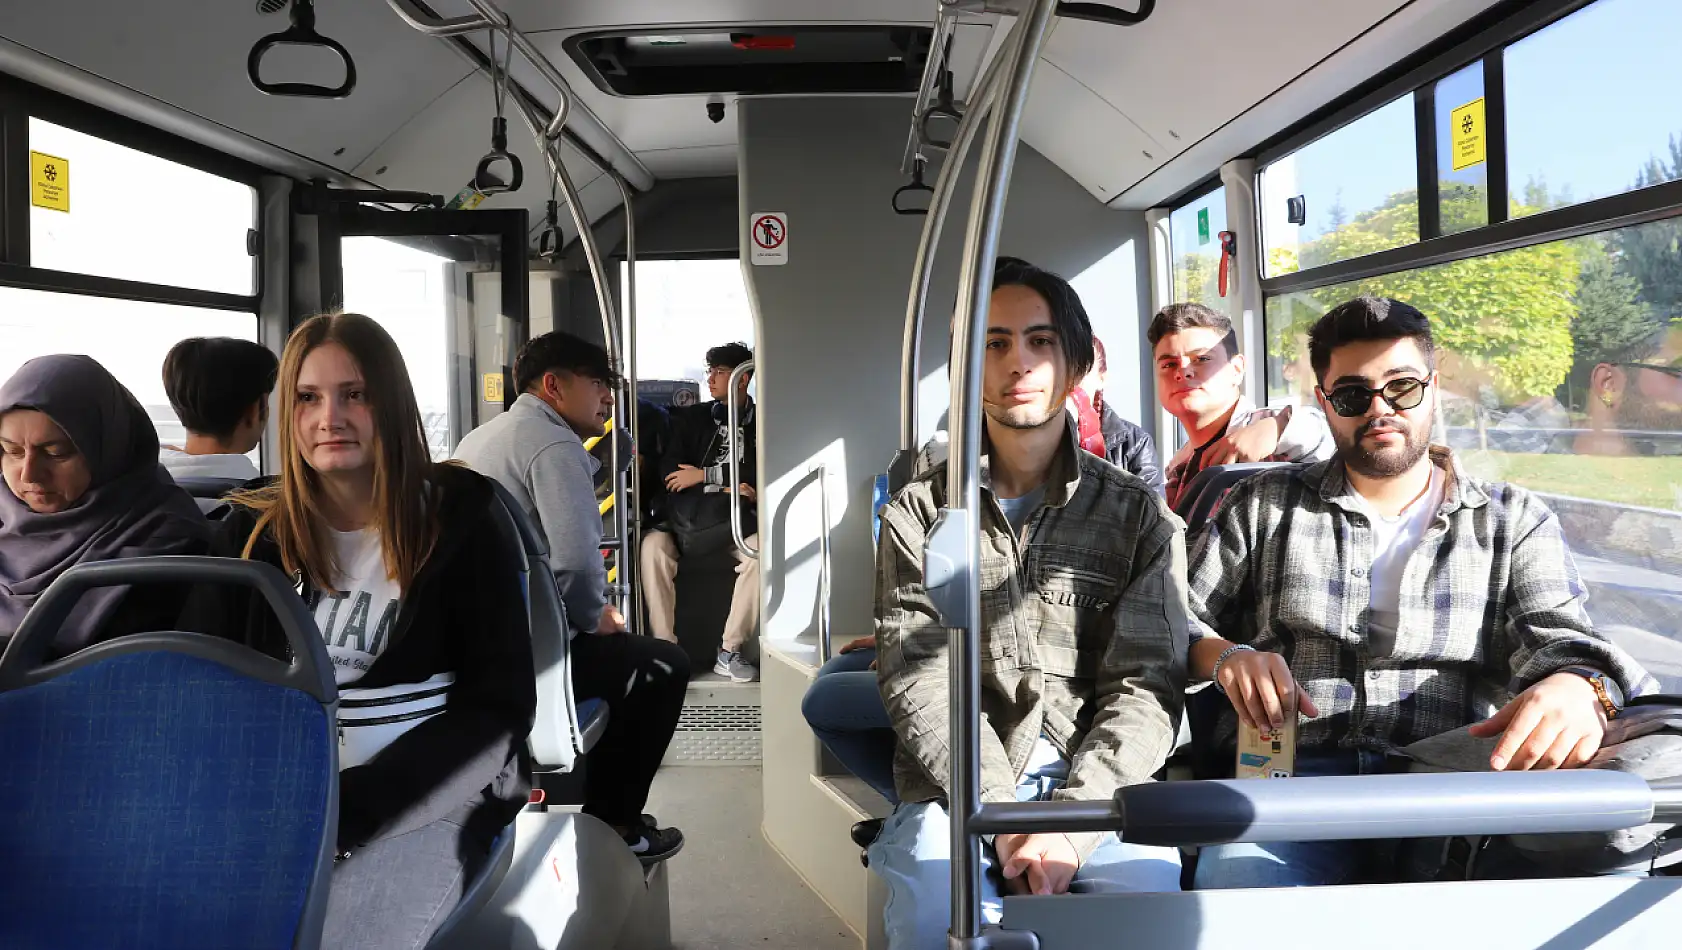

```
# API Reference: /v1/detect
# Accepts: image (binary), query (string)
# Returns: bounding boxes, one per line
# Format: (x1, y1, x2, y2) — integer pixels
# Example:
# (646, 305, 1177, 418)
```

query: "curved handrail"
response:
(939, 0, 1060, 939)
(248, 0, 357, 99)
(892, 30, 1012, 481)
(727, 360, 759, 561)
(813, 464, 833, 661)
(1, 557, 336, 703)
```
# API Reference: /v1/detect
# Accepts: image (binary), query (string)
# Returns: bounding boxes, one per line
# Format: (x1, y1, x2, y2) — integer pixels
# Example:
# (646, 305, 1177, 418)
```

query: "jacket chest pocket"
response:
(1032, 546, 1124, 677)
(978, 552, 1019, 671)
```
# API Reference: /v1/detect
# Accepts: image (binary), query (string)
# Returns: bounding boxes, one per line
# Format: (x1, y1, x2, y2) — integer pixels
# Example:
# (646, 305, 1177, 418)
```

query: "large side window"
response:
(1265, 216, 1682, 664)
(1261, 96, 1417, 278)
(0, 288, 258, 451)
(27, 119, 257, 295)
(1505, 0, 1682, 218)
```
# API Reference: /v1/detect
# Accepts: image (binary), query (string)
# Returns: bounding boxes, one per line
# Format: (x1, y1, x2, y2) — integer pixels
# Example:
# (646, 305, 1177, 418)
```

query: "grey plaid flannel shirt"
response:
(875, 421, 1188, 861)
(1187, 447, 1655, 756)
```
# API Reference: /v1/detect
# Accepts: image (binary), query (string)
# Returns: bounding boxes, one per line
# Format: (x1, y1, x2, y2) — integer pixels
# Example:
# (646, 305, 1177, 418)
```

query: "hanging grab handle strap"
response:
(893, 159, 936, 216)
(248, 0, 357, 99)
(472, 30, 524, 196)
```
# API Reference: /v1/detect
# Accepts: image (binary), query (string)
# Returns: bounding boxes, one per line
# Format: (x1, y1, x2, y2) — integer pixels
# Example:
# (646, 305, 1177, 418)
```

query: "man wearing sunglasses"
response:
(1185, 296, 1652, 890)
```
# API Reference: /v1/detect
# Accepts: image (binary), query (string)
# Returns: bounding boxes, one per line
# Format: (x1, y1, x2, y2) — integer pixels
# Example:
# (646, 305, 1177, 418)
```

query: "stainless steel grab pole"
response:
(815, 464, 833, 661)
(727, 361, 759, 560)
(511, 97, 633, 604)
(894, 38, 1011, 479)
(942, 0, 1058, 942)
(614, 171, 643, 633)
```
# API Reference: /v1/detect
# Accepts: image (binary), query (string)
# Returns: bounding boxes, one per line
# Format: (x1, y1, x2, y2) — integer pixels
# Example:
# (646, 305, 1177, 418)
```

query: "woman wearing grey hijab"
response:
(0, 354, 209, 655)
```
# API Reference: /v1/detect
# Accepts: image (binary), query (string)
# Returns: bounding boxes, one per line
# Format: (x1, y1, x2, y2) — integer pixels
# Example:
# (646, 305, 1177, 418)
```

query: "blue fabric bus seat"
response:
(483, 479, 610, 772)
(0, 557, 338, 950)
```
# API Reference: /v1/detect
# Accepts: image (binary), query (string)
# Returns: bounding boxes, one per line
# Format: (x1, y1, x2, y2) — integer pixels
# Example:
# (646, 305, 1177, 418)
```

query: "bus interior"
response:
(1, 0, 1681, 948)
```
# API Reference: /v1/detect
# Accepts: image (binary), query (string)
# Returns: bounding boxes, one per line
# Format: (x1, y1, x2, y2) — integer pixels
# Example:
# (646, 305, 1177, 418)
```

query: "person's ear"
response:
(1590, 363, 1625, 409)
(1230, 351, 1247, 383)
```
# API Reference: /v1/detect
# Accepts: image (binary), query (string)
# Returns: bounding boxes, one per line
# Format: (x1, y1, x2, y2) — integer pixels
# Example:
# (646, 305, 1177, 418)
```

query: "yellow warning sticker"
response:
(30, 151, 70, 212)
(1450, 98, 1486, 171)
(482, 372, 504, 403)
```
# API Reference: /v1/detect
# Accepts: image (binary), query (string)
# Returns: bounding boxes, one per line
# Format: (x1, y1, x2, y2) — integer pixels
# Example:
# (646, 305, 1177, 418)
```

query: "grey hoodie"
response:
(452, 393, 604, 634)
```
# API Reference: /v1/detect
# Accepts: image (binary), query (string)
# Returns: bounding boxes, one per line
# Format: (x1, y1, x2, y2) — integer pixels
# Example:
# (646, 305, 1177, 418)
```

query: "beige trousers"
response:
(639, 529, 760, 653)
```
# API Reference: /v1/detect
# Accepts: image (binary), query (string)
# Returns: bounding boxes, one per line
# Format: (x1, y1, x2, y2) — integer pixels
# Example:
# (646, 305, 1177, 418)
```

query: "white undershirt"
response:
(1356, 466, 1444, 658)
(312, 528, 403, 686)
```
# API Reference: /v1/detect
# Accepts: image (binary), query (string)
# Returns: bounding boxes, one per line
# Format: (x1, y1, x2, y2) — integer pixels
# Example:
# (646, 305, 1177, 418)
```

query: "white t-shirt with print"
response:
(312, 528, 403, 687)
(1357, 466, 1445, 658)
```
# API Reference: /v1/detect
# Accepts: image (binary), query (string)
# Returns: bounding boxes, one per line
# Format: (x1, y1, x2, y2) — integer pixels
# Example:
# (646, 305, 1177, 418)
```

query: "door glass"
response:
(340, 236, 456, 460)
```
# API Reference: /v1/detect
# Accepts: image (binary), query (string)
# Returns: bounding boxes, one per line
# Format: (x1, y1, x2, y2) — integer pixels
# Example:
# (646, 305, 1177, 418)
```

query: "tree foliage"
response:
(1269, 184, 1580, 399)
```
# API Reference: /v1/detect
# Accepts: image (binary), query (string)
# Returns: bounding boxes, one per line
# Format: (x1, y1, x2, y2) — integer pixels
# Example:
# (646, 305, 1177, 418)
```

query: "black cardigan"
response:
(180, 464, 536, 852)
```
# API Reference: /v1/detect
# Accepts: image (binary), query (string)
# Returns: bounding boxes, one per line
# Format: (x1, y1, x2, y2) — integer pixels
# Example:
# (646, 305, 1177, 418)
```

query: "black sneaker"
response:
(623, 818, 685, 866)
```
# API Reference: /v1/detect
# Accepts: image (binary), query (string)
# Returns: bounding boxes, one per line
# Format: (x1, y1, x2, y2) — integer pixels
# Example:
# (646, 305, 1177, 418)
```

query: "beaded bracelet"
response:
(1211, 643, 1256, 694)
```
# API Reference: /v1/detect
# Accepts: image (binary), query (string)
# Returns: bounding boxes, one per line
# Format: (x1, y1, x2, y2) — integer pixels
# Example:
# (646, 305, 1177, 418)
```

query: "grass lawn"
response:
(1465, 451, 1682, 510)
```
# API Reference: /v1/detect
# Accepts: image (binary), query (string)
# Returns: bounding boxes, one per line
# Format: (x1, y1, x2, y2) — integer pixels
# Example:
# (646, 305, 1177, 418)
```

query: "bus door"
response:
(305, 193, 530, 460)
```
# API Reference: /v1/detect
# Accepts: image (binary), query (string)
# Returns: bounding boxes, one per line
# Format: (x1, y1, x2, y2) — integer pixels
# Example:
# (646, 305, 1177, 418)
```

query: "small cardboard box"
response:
(1235, 699, 1298, 779)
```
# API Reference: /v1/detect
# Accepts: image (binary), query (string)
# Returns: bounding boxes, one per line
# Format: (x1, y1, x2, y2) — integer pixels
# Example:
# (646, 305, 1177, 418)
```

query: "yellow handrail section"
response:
(582, 415, 615, 451)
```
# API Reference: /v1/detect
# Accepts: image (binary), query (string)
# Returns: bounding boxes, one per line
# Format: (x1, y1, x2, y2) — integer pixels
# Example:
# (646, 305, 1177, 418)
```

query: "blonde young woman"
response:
(184, 313, 535, 950)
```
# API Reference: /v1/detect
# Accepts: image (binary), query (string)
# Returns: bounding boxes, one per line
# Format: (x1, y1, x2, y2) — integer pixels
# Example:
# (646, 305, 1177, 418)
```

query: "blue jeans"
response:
(801, 647, 897, 803)
(868, 745, 1182, 950)
(1193, 749, 1404, 889)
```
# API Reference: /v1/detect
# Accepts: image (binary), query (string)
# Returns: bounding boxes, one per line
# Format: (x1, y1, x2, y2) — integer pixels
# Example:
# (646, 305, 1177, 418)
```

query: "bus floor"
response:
(645, 765, 857, 950)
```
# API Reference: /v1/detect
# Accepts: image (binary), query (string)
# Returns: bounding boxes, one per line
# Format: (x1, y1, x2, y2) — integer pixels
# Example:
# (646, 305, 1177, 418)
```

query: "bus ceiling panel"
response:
(635, 145, 738, 181)
(1042, 0, 1414, 154)
(352, 69, 603, 209)
(1106, 0, 1506, 210)
(1017, 59, 1163, 204)
(0, 0, 474, 172)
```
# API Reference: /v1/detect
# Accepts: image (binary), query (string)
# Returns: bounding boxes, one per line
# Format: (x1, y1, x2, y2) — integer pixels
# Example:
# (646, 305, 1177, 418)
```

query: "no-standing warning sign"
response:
(749, 211, 788, 266)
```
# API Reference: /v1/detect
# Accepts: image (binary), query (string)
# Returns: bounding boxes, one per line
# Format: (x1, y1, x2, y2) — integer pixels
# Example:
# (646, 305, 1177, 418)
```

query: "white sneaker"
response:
(713, 650, 759, 682)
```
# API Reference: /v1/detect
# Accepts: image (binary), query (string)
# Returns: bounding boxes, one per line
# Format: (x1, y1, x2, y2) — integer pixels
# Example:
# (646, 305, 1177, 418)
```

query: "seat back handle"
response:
(1, 556, 336, 701)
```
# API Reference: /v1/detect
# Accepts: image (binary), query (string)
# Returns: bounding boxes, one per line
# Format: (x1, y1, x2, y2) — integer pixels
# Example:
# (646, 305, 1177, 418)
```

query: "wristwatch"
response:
(1562, 666, 1622, 721)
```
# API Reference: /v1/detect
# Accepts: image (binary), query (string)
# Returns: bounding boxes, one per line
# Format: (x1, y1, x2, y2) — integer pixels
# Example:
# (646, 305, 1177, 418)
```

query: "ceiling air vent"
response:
(565, 26, 935, 97)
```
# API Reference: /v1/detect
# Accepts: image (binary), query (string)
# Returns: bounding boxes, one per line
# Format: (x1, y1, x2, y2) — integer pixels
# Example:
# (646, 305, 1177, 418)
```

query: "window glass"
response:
(1434, 61, 1488, 236)
(622, 259, 757, 403)
(1168, 188, 1228, 309)
(1506, 0, 1682, 218)
(1265, 215, 1682, 688)
(340, 237, 454, 461)
(0, 287, 259, 456)
(28, 119, 256, 295)
(1261, 96, 1418, 277)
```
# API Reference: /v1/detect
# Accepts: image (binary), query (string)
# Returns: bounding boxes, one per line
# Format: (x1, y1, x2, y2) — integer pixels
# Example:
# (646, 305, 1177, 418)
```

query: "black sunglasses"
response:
(1320, 376, 1431, 418)
(1615, 361, 1682, 380)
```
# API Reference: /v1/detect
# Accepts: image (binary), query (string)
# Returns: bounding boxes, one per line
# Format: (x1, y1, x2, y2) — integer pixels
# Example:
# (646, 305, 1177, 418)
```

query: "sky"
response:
(1246, 0, 1682, 260)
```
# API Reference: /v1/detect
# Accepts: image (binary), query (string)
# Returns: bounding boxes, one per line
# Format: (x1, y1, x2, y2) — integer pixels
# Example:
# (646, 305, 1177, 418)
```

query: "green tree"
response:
(1618, 135, 1682, 321)
(1565, 240, 1662, 408)
(1271, 185, 1581, 400)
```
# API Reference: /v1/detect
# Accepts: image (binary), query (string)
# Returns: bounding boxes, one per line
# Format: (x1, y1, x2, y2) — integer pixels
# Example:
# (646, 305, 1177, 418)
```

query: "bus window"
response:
(28, 119, 256, 296)
(0, 287, 258, 456)
(1267, 215, 1682, 688)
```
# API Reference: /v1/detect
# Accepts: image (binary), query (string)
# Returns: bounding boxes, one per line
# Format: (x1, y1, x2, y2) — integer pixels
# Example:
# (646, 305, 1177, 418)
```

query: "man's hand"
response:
(665, 464, 705, 492)
(994, 833, 1079, 896)
(1201, 415, 1283, 468)
(1216, 650, 1320, 730)
(738, 483, 757, 502)
(1468, 672, 1608, 771)
(838, 634, 878, 670)
(595, 604, 627, 635)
